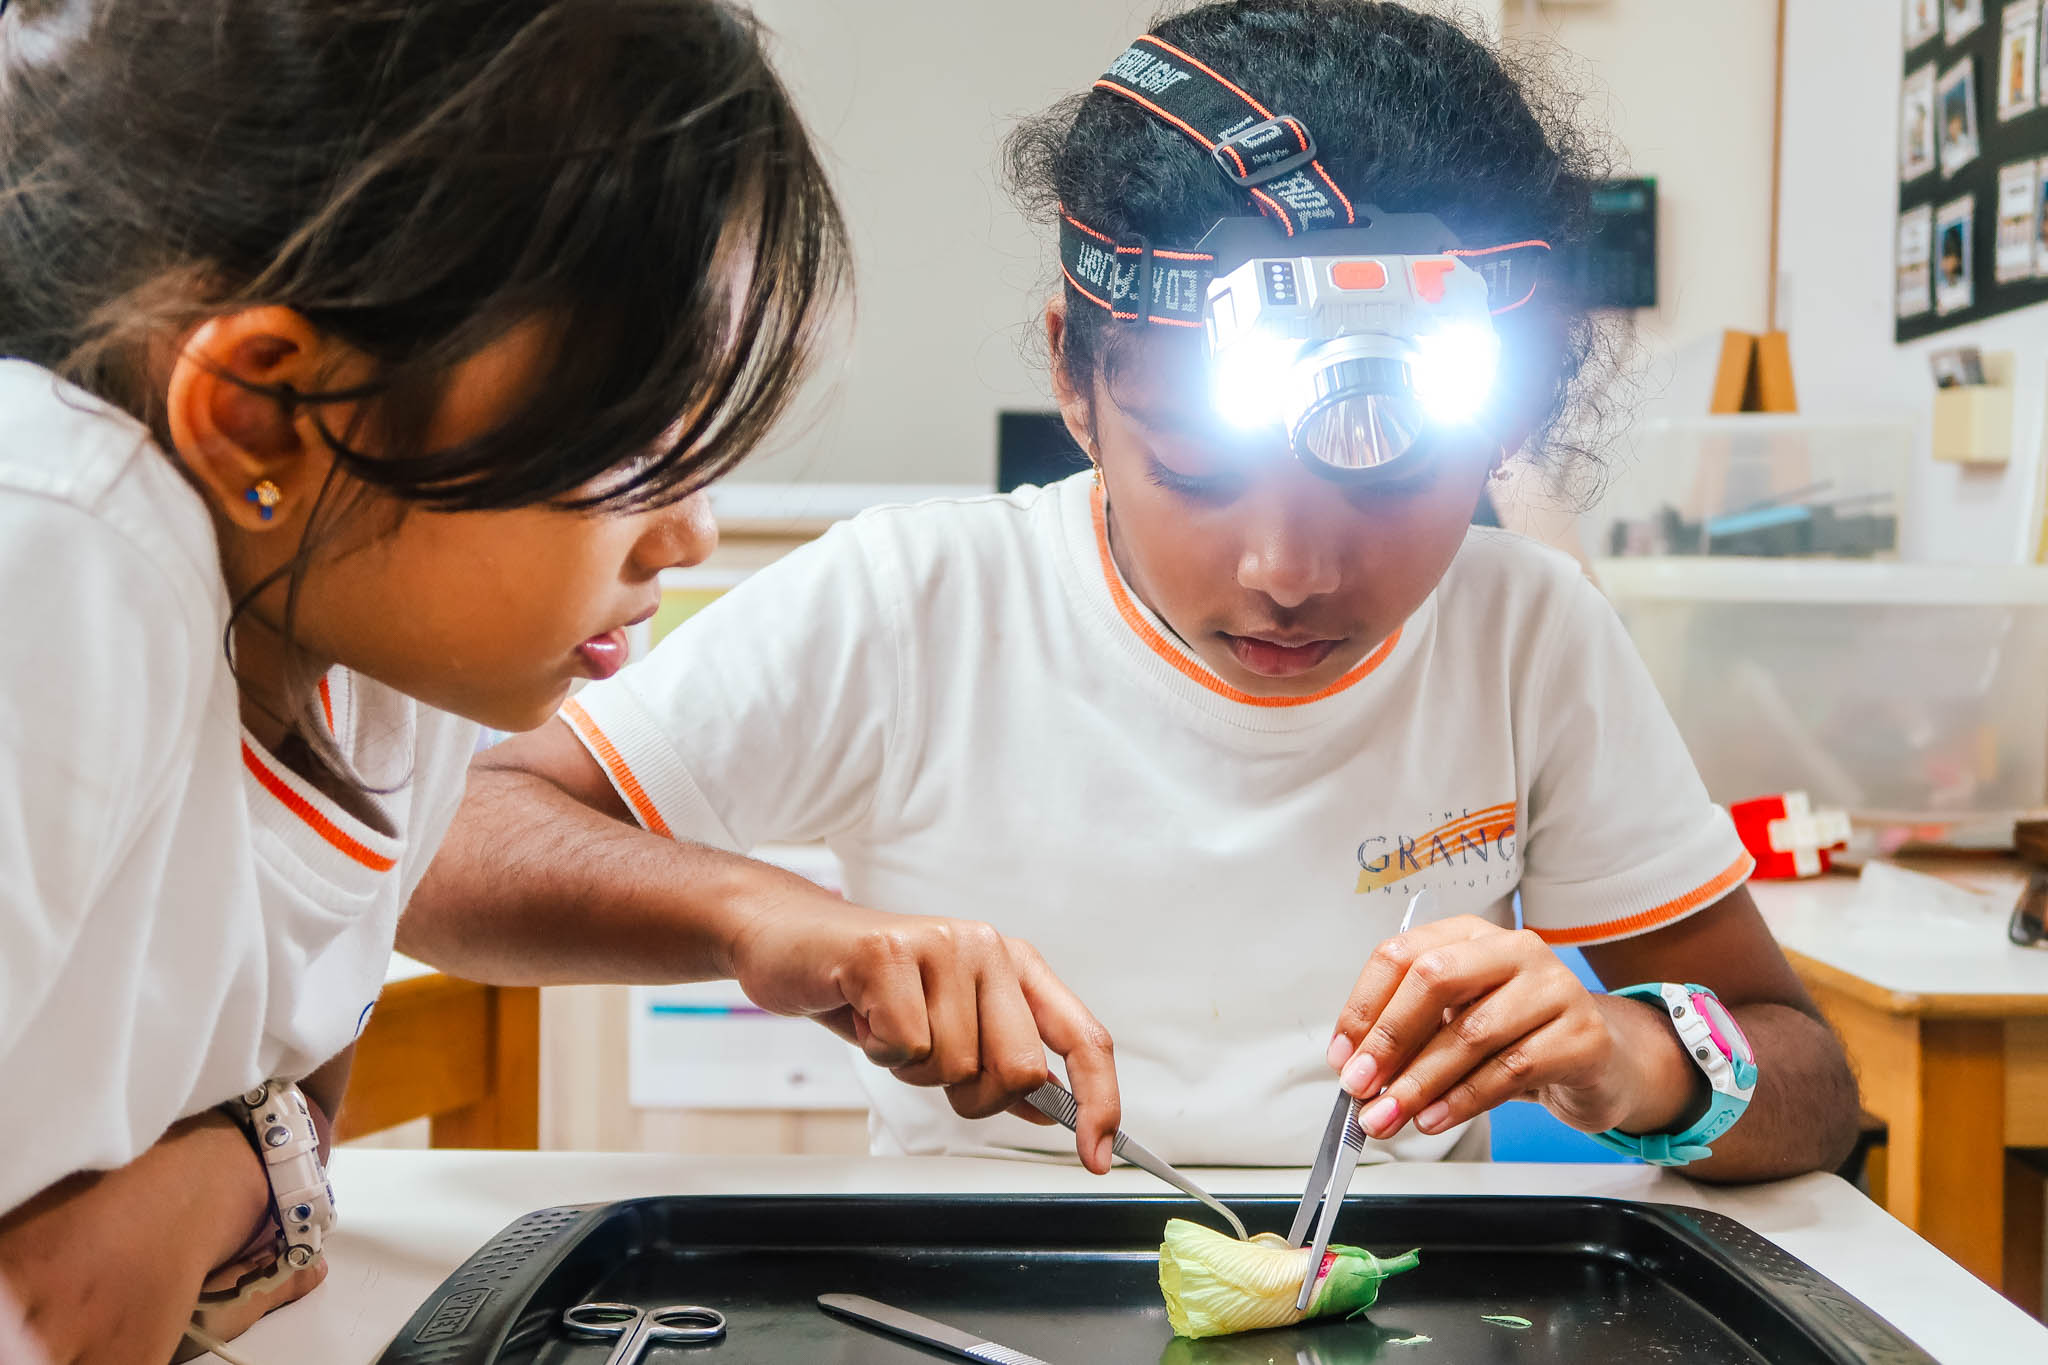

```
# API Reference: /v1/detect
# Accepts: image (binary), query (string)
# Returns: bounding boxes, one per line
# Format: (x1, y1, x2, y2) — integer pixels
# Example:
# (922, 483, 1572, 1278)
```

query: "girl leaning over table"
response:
(409, 0, 1860, 1183)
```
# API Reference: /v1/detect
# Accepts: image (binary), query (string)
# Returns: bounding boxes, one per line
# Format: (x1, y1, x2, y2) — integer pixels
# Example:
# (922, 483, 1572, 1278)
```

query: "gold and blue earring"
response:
(244, 479, 282, 521)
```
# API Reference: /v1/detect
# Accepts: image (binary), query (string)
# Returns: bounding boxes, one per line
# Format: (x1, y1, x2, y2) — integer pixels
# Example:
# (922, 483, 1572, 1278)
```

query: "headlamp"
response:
(1197, 217, 1503, 477)
(1060, 32, 1548, 483)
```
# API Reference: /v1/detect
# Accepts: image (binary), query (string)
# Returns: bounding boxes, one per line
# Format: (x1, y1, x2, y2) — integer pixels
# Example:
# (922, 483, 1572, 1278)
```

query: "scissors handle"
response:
(562, 1302, 725, 1363)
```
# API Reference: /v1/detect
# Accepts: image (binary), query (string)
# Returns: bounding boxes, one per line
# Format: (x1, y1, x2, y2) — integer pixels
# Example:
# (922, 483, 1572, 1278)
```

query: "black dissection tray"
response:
(374, 1194, 1935, 1364)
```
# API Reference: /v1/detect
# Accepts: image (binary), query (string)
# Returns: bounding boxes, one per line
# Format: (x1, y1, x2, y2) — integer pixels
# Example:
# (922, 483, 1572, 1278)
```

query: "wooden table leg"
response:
(1809, 981, 2008, 1288)
(431, 984, 542, 1149)
(1901, 1019, 2008, 1287)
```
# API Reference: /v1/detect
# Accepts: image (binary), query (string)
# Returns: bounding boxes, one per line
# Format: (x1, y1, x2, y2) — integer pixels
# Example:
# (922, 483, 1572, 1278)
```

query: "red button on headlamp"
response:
(1329, 260, 1388, 291)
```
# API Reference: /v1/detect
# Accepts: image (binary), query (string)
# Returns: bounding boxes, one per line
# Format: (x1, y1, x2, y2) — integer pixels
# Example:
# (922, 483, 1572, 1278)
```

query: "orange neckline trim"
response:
(240, 741, 396, 873)
(1088, 484, 1400, 708)
(1532, 852, 1757, 947)
(561, 698, 674, 838)
(317, 676, 335, 734)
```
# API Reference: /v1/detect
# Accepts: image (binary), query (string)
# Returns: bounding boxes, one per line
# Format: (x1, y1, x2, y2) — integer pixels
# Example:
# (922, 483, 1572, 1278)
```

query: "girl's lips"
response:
(574, 628, 629, 680)
(1223, 633, 1341, 678)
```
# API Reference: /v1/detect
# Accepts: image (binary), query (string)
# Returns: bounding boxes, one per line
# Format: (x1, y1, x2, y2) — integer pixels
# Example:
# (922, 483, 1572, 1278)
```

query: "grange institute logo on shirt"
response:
(1355, 803, 1518, 896)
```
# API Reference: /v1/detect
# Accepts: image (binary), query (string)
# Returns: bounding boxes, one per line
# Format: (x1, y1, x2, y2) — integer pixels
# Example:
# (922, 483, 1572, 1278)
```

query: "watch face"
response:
(1691, 991, 1753, 1067)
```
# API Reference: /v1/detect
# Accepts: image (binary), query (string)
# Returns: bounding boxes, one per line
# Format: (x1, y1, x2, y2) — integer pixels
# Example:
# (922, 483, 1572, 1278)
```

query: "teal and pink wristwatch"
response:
(1590, 982, 1758, 1166)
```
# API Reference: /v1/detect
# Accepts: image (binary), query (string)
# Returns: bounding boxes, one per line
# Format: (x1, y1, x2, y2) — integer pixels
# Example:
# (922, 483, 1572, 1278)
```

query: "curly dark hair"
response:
(1005, 0, 1625, 484)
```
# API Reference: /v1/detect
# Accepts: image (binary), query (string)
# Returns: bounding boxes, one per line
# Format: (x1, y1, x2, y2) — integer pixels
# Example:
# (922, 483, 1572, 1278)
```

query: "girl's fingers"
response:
(1329, 916, 1503, 1075)
(1365, 975, 1583, 1138)
(1407, 1016, 1603, 1138)
(940, 957, 1052, 1121)
(1009, 939, 1121, 1174)
(1335, 928, 1538, 1099)
(889, 931, 989, 1091)
(840, 933, 933, 1069)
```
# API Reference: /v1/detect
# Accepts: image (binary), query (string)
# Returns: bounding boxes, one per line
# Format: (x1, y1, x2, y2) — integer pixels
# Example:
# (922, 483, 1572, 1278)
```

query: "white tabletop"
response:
(216, 1151, 2044, 1363)
(1751, 863, 2048, 1004)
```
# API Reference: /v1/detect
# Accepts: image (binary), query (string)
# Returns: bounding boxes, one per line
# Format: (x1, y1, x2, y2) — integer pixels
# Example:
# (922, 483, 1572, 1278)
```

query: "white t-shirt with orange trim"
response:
(565, 472, 1750, 1166)
(0, 361, 478, 1215)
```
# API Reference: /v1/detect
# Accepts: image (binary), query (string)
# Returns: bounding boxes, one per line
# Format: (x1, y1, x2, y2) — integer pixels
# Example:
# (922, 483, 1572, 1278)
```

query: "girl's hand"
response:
(727, 889, 1122, 1172)
(0, 1112, 301, 1365)
(1325, 916, 1705, 1142)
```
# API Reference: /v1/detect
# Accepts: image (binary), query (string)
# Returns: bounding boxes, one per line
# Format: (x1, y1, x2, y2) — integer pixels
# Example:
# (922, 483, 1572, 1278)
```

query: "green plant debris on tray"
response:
(1481, 1314, 1534, 1329)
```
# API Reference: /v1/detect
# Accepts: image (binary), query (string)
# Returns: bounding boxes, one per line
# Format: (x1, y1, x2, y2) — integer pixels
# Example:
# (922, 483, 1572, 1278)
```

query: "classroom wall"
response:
(726, 0, 1159, 486)
(1778, 0, 2048, 565)
(1498, 1, 1781, 386)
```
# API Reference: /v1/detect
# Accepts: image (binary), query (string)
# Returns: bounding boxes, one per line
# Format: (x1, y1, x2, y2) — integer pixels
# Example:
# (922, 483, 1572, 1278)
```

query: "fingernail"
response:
(1363, 1095, 1401, 1135)
(1340, 1053, 1377, 1095)
(1417, 1101, 1451, 1134)
(1096, 1137, 1113, 1170)
(1326, 1034, 1352, 1071)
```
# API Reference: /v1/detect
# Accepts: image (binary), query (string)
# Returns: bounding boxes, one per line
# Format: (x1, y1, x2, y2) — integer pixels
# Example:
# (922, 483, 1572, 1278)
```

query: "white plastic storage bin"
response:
(1595, 558, 2048, 820)
(1597, 416, 1912, 558)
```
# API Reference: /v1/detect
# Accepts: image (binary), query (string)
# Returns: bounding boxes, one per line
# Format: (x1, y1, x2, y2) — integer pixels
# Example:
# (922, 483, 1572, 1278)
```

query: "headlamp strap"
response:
(1093, 34, 1355, 237)
(1056, 213, 1215, 328)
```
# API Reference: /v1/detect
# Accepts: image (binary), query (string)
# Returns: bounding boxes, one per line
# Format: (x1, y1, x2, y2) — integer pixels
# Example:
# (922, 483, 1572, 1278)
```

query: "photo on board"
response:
(2036, 155, 2048, 277)
(1939, 57, 1982, 177)
(2041, 0, 2048, 99)
(1903, 63, 1940, 180)
(1898, 203, 1936, 318)
(1936, 193, 1977, 314)
(1998, 1, 2039, 120)
(1909, 0, 1943, 47)
(1995, 159, 2040, 281)
(1947, 0, 1987, 44)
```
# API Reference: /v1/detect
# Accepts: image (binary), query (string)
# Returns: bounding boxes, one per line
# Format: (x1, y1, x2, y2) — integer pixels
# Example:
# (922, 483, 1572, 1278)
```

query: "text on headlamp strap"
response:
(1093, 34, 1355, 237)
(1058, 212, 1213, 327)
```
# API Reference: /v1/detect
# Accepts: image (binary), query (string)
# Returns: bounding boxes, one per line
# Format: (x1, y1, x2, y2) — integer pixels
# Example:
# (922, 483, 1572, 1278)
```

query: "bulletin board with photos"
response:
(1896, 0, 2048, 340)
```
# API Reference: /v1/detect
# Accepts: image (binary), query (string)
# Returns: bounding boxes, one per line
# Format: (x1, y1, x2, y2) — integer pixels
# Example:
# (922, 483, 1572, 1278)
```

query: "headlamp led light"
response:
(1059, 31, 1549, 484)
(1197, 217, 1503, 478)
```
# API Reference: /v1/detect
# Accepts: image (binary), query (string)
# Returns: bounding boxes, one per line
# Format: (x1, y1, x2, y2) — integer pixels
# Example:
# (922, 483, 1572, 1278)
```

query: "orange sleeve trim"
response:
(1532, 852, 1757, 947)
(560, 697, 673, 839)
(240, 742, 395, 873)
(1090, 483, 1398, 707)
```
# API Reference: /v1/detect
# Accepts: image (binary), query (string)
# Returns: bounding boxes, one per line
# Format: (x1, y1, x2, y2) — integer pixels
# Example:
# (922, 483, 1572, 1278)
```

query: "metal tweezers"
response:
(1025, 1078, 1248, 1241)
(1286, 889, 1432, 1310)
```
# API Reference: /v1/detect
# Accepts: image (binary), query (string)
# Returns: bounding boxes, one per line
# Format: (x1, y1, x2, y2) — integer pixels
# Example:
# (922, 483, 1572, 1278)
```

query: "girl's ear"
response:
(1044, 302, 1097, 462)
(165, 307, 361, 533)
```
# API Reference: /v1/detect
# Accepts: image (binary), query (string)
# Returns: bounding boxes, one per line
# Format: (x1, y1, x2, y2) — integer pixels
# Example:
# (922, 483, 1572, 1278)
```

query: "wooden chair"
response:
(336, 965, 541, 1148)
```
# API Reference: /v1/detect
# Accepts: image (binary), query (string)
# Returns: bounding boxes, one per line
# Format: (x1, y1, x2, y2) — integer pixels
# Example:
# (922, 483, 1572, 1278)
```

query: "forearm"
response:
(1606, 994, 1860, 1184)
(0, 1114, 269, 1363)
(398, 765, 810, 986)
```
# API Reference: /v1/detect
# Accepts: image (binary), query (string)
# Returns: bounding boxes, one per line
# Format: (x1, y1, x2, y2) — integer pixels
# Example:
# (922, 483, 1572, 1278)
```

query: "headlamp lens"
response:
(1410, 323, 1501, 426)
(1211, 333, 1299, 430)
(1295, 392, 1425, 472)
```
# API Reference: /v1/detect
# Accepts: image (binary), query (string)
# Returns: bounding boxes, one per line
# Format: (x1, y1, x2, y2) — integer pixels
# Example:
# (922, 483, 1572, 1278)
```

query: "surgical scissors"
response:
(561, 1301, 726, 1362)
